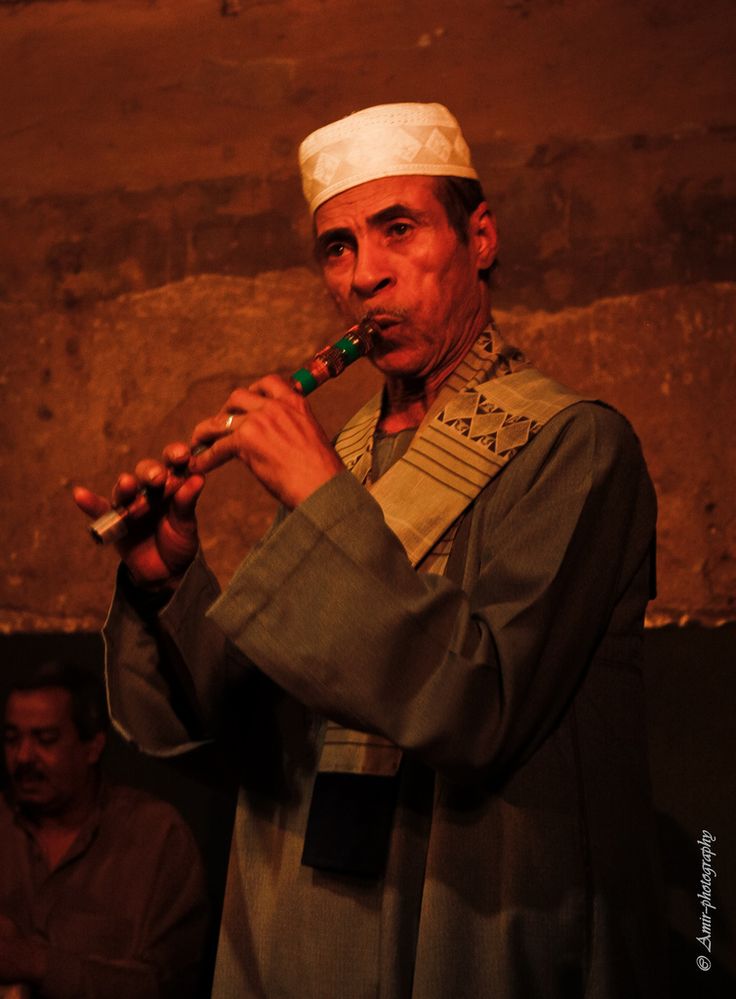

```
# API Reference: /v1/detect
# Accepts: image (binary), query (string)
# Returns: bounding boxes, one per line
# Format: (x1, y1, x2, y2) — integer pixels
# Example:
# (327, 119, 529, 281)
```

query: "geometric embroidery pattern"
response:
(312, 150, 342, 186)
(438, 389, 542, 459)
(425, 127, 452, 162)
(390, 129, 424, 163)
(453, 132, 472, 161)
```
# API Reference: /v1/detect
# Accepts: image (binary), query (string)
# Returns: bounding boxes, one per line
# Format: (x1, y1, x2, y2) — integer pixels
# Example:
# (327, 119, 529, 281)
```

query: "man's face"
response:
(3, 687, 103, 816)
(314, 175, 496, 381)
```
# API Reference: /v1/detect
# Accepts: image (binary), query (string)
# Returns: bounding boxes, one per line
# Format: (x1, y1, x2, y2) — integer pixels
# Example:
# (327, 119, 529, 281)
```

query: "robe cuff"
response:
(159, 549, 222, 633)
(104, 550, 221, 755)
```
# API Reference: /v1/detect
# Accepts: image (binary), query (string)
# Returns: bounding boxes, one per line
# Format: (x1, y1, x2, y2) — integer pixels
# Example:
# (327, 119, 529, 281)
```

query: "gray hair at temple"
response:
(434, 176, 488, 245)
(7, 661, 109, 741)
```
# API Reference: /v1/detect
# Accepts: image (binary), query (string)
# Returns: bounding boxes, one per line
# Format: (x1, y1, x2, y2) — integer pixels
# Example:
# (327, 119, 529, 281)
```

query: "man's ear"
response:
(469, 202, 498, 271)
(86, 731, 106, 766)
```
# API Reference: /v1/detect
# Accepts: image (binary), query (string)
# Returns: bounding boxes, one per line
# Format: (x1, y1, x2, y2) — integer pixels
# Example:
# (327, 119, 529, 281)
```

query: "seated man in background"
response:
(0, 662, 209, 999)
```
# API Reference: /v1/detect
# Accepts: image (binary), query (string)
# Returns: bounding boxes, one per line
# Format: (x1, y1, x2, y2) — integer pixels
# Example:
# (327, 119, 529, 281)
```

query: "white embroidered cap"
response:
(298, 102, 479, 215)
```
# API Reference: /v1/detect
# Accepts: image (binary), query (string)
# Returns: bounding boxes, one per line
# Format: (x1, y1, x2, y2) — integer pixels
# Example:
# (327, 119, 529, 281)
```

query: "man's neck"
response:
(379, 310, 490, 433)
(22, 779, 100, 871)
(379, 379, 437, 433)
(21, 775, 99, 835)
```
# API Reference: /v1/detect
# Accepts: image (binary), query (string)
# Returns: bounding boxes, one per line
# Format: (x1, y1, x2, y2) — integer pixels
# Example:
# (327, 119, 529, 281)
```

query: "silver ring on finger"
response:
(225, 414, 235, 431)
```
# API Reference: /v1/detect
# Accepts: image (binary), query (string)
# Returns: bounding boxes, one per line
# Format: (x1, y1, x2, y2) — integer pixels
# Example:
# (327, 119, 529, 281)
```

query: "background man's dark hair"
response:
(8, 662, 109, 741)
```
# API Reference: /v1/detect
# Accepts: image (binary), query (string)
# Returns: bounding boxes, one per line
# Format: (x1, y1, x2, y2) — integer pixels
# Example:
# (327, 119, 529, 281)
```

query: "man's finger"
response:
(162, 442, 192, 468)
(188, 436, 239, 476)
(222, 386, 267, 411)
(72, 486, 110, 519)
(248, 374, 297, 401)
(134, 459, 167, 488)
(169, 475, 206, 519)
(112, 472, 140, 507)
(190, 412, 242, 450)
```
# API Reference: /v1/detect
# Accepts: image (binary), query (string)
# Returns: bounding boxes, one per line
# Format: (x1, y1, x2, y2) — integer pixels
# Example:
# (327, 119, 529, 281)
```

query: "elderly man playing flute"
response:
(75, 103, 667, 998)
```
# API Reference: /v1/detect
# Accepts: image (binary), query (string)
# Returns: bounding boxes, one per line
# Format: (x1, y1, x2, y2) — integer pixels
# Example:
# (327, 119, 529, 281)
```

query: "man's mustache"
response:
(12, 764, 46, 783)
(363, 307, 410, 323)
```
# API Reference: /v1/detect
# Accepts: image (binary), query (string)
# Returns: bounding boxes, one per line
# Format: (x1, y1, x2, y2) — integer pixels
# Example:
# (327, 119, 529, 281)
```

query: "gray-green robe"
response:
(104, 400, 667, 998)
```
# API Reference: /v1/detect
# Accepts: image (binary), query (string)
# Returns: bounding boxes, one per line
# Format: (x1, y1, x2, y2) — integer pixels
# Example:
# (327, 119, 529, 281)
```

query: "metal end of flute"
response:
(89, 508, 129, 546)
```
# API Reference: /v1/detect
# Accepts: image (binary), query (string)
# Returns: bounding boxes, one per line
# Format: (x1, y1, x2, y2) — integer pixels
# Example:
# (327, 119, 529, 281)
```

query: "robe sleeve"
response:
(104, 551, 230, 754)
(206, 403, 656, 781)
(103, 514, 288, 755)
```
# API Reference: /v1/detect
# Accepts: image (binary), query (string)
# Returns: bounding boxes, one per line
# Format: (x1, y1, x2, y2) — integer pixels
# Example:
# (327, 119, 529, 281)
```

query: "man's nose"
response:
(351, 241, 393, 300)
(15, 737, 36, 764)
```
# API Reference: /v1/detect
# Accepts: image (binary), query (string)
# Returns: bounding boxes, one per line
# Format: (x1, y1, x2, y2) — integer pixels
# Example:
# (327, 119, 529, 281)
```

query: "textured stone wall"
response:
(1, 0, 734, 629)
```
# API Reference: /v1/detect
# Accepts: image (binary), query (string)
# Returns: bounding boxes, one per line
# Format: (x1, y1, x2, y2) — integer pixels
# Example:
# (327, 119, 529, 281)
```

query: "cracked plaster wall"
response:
(0, 0, 734, 630)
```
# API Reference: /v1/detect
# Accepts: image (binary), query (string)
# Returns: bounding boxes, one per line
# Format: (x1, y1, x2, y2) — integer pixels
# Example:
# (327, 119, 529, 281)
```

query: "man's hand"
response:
(73, 443, 205, 589)
(189, 375, 343, 509)
(0, 916, 47, 986)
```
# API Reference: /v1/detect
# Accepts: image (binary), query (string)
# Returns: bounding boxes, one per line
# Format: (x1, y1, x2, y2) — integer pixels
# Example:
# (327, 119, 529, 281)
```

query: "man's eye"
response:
(387, 222, 412, 238)
(325, 242, 350, 259)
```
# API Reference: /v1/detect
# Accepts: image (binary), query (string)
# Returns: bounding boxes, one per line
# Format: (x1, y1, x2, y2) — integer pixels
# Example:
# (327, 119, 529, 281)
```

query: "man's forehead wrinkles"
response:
(315, 202, 433, 243)
(316, 225, 354, 243)
(368, 204, 431, 226)
(314, 175, 439, 231)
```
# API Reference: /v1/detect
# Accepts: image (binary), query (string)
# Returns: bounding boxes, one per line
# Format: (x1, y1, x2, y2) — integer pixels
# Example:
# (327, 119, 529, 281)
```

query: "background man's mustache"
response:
(12, 765, 46, 782)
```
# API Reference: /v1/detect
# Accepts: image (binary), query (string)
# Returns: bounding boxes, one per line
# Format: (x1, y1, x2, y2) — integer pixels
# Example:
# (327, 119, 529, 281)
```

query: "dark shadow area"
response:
(0, 631, 236, 999)
(643, 624, 736, 999)
(1, 624, 734, 996)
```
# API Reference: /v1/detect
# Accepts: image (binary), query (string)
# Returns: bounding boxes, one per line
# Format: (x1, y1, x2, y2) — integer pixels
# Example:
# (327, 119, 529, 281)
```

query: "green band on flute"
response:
(291, 367, 319, 395)
(333, 335, 362, 363)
